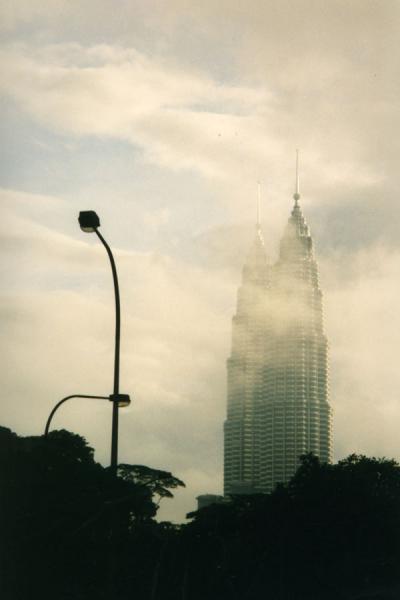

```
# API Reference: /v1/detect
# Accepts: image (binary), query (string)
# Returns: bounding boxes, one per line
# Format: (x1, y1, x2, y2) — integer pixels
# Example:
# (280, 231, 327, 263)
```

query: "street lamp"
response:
(44, 393, 131, 437)
(78, 210, 130, 475)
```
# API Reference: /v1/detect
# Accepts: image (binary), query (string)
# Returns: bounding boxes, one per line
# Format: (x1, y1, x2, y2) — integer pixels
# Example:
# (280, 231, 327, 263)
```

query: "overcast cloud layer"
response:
(1, 1, 399, 521)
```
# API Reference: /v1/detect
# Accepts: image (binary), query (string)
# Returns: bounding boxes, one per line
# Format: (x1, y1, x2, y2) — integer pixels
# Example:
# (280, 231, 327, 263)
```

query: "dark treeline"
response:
(1, 426, 400, 600)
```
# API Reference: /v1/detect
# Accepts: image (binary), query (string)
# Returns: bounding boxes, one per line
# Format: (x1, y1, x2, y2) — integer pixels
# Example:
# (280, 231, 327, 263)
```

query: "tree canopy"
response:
(1, 426, 400, 600)
(0, 426, 184, 600)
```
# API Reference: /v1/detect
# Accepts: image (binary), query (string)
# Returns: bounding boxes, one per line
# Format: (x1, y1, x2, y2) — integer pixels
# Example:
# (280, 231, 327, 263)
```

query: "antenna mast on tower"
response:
(294, 149, 300, 206)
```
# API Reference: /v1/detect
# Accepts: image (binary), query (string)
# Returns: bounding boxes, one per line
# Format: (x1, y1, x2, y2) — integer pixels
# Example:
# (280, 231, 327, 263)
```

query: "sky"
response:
(1, 0, 399, 522)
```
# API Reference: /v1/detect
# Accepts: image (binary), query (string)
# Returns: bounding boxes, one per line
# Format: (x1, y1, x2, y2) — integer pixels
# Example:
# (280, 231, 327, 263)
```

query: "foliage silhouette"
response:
(180, 453, 400, 600)
(0, 426, 184, 600)
(2, 425, 400, 600)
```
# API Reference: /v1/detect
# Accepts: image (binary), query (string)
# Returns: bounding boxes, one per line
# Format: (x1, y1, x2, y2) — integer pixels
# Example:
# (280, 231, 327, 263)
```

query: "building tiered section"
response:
(224, 187, 332, 495)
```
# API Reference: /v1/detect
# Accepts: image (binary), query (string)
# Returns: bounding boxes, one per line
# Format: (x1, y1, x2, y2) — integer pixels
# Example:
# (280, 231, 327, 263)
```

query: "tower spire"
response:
(293, 149, 300, 206)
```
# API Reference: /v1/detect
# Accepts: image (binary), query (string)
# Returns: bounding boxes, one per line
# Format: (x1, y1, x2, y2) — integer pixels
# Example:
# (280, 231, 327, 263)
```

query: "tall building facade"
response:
(224, 184, 332, 495)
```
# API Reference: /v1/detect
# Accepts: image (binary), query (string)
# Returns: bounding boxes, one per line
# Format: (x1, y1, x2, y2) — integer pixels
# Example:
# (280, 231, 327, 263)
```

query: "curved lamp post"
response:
(78, 210, 130, 475)
(44, 393, 130, 438)
(44, 212, 130, 477)
(44, 394, 109, 437)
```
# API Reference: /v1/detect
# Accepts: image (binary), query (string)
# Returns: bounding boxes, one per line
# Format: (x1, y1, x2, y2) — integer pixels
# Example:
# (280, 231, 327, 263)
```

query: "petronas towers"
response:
(224, 177, 332, 495)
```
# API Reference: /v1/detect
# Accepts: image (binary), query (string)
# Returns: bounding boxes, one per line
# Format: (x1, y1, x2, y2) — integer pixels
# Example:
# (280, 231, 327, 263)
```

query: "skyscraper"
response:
(224, 169, 332, 495)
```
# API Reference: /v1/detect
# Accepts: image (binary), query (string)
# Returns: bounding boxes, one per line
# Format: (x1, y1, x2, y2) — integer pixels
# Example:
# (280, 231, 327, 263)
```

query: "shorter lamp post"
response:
(44, 393, 130, 438)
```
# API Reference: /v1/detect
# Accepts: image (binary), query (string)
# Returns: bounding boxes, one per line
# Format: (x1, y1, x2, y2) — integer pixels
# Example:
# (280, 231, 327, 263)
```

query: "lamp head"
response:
(109, 394, 131, 408)
(79, 211, 100, 233)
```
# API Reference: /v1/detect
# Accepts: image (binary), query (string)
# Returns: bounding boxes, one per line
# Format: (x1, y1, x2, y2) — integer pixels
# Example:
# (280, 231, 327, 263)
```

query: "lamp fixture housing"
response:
(79, 211, 100, 232)
(109, 394, 131, 408)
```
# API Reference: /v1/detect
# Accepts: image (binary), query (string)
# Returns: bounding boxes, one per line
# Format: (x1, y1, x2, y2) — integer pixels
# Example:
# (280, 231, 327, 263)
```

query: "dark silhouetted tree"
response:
(2, 425, 400, 600)
(0, 426, 184, 600)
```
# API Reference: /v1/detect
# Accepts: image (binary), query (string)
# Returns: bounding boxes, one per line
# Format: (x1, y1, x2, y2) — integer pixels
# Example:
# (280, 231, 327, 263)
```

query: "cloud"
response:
(0, 43, 272, 178)
(0, 0, 68, 29)
(0, 40, 385, 193)
(320, 243, 400, 461)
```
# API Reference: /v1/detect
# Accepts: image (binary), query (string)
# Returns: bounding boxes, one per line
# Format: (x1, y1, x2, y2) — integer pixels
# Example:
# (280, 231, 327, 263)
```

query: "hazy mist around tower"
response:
(1, 1, 399, 522)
